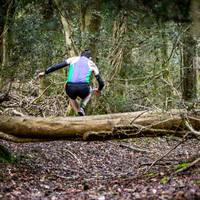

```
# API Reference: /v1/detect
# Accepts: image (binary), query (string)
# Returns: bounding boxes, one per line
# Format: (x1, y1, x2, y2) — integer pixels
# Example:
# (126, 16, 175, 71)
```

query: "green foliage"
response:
(175, 162, 190, 172)
(10, 2, 65, 81)
(1, 1, 197, 115)
(146, 172, 158, 178)
(138, 0, 190, 22)
(94, 10, 184, 113)
(160, 176, 169, 184)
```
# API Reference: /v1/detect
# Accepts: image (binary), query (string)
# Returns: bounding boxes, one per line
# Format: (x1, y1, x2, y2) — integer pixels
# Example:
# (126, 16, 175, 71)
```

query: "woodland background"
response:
(1, 0, 200, 116)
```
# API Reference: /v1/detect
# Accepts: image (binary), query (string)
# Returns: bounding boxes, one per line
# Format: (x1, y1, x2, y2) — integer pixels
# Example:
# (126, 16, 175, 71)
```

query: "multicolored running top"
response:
(65, 56, 99, 83)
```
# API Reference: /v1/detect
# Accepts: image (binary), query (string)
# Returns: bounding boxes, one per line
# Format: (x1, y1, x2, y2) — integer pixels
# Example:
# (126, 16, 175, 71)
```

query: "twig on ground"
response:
(167, 156, 200, 183)
(119, 142, 151, 153)
(12, 109, 25, 117)
(139, 160, 179, 167)
(145, 134, 188, 173)
(183, 115, 200, 137)
(174, 157, 200, 175)
(65, 149, 84, 167)
(30, 83, 53, 105)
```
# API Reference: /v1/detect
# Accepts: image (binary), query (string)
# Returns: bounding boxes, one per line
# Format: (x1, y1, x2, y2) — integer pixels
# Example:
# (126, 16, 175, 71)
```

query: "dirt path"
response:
(0, 137, 200, 200)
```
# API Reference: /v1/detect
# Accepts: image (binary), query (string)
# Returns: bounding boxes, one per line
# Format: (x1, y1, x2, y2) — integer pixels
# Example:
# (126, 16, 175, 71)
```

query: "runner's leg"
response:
(77, 85, 91, 116)
(69, 98, 80, 113)
(65, 83, 80, 114)
(80, 92, 92, 109)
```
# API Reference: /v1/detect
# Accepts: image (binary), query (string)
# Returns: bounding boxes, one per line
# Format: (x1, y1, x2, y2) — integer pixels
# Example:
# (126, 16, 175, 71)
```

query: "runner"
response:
(38, 49, 104, 116)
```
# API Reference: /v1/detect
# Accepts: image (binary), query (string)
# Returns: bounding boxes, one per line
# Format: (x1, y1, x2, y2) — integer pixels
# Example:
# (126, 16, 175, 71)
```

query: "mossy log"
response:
(0, 110, 199, 142)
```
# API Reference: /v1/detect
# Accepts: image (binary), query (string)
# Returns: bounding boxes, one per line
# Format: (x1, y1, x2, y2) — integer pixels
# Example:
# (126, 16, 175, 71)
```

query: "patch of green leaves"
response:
(146, 172, 158, 177)
(160, 176, 169, 184)
(174, 162, 189, 172)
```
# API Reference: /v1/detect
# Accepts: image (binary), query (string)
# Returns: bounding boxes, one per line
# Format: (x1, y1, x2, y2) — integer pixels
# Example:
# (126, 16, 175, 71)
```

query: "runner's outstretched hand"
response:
(37, 72, 45, 79)
(93, 88, 101, 96)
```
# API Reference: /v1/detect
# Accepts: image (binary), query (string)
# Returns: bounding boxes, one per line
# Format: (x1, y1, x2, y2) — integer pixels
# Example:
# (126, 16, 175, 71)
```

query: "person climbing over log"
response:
(37, 49, 104, 116)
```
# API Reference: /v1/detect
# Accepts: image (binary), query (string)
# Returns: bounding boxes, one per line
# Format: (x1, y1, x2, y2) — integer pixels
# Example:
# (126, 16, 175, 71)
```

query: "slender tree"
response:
(53, 0, 78, 57)
(182, 0, 200, 102)
(0, 0, 16, 89)
(80, 0, 101, 60)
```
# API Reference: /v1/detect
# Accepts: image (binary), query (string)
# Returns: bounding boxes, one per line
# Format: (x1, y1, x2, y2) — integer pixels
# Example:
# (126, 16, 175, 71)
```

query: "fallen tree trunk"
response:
(0, 110, 199, 142)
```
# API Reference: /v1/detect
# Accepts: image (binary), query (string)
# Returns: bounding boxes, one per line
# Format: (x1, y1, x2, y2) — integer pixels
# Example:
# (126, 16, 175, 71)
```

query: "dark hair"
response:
(81, 49, 92, 58)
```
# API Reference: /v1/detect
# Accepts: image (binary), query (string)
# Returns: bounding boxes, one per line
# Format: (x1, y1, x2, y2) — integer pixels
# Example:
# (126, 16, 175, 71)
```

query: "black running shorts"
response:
(65, 83, 90, 100)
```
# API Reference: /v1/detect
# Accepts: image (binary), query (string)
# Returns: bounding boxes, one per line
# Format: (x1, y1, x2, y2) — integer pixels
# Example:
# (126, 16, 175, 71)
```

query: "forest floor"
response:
(0, 137, 200, 200)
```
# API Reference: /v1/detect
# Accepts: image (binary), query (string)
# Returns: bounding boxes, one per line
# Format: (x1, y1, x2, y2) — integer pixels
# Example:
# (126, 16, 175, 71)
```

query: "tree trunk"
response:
(53, 0, 78, 57)
(182, 33, 197, 101)
(181, 0, 200, 102)
(80, 0, 101, 61)
(0, 15, 3, 64)
(0, 110, 199, 142)
(159, 22, 172, 109)
(0, 0, 8, 64)
(0, 0, 15, 90)
(106, 10, 127, 83)
(190, 0, 200, 39)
